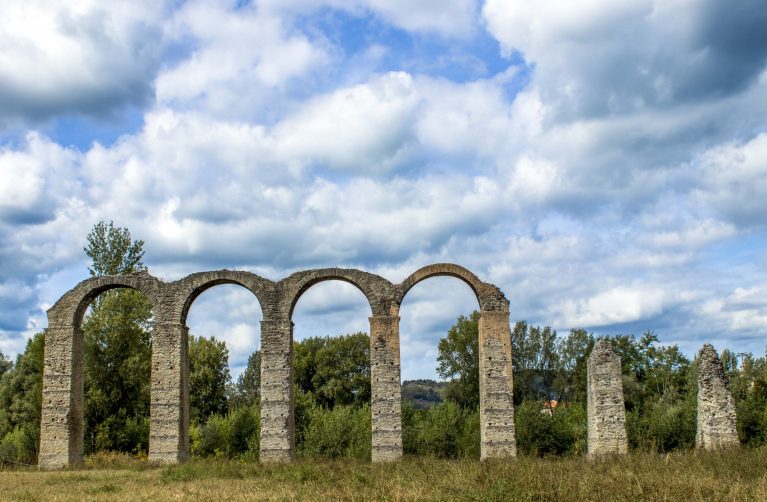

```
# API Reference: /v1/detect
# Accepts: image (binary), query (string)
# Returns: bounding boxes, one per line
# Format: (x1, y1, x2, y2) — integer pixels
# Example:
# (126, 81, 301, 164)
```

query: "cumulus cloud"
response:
(482, 0, 767, 118)
(0, 0, 167, 124)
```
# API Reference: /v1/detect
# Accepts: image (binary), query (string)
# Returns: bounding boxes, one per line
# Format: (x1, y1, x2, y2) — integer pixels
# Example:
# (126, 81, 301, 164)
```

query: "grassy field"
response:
(1, 448, 766, 501)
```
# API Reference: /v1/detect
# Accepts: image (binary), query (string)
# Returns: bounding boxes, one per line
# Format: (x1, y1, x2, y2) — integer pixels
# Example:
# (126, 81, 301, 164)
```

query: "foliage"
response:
(401, 379, 444, 409)
(189, 335, 231, 424)
(0, 332, 44, 464)
(82, 221, 153, 454)
(84, 221, 146, 277)
(515, 400, 586, 456)
(191, 405, 260, 460)
(512, 321, 559, 403)
(230, 350, 261, 409)
(293, 332, 370, 408)
(403, 401, 480, 459)
(437, 312, 480, 409)
(299, 403, 371, 460)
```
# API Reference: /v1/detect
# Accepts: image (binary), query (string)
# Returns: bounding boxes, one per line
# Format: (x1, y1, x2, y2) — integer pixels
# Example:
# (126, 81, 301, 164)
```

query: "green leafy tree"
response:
(230, 350, 261, 409)
(436, 312, 480, 410)
(552, 328, 594, 403)
(82, 221, 152, 454)
(511, 321, 559, 402)
(0, 333, 45, 463)
(293, 333, 370, 408)
(189, 335, 231, 423)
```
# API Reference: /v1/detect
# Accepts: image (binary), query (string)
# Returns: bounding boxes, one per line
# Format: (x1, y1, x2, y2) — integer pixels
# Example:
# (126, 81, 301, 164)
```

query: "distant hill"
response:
(401, 379, 446, 409)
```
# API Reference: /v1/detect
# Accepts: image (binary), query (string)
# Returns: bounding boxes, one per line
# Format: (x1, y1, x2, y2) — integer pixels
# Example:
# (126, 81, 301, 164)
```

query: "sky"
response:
(1, 0, 766, 380)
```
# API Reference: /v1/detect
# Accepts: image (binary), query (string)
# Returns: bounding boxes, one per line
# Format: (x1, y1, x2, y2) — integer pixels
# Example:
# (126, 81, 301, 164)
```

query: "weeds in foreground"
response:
(0, 448, 766, 501)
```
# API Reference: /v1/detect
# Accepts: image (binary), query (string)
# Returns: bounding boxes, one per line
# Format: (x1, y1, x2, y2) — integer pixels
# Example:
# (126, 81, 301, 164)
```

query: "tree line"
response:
(2, 222, 766, 464)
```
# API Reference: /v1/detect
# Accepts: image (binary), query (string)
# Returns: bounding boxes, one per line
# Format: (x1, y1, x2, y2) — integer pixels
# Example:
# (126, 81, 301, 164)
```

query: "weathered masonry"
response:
(696, 344, 738, 450)
(38, 263, 516, 468)
(586, 340, 627, 456)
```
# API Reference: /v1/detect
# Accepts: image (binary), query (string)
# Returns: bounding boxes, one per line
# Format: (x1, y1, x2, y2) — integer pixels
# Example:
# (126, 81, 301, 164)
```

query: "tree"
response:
(437, 312, 480, 410)
(553, 328, 594, 403)
(511, 321, 558, 402)
(293, 333, 371, 408)
(189, 335, 231, 423)
(230, 350, 261, 409)
(82, 221, 152, 454)
(0, 333, 45, 463)
(84, 221, 145, 277)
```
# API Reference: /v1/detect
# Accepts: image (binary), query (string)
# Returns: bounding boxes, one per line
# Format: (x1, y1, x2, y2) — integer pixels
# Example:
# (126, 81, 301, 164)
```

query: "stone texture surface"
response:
(39, 263, 515, 468)
(587, 340, 627, 455)
(369, 313, 402, 461)
(478, 310, 517, 459)
(696, 344, 738, 450)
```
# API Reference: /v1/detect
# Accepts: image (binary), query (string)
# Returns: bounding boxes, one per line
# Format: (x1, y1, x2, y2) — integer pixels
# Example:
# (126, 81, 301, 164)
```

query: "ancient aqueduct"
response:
(39, 262, 738, 468)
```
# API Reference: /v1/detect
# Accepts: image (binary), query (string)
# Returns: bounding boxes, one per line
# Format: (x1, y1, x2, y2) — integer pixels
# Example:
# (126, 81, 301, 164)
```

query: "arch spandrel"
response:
(279, 268, 395, 318)
(396, 263, 509, 312)
(47, 271, 164, 328)
(171, 270, 275, 325)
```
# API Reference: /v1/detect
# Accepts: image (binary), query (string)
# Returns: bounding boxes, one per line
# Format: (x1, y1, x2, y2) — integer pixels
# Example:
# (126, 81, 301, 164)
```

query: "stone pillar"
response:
(260, 318, 295, 462)
(149, 323, 189, 463)
(587, 340, 627, 455)
(369, 314, 402, 461)
(696, 344, 738, 449)
(478, 310, 516, 459)
(39, 325, 84, 468)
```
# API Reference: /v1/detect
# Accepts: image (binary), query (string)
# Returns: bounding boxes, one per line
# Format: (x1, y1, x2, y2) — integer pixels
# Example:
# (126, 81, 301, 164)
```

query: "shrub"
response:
(0, 425, 38, 466)
(299, 403, 371, 460)
(515, 400, 586, 456)
(403, 401, 479, 459)
(191, 405, 260, 459)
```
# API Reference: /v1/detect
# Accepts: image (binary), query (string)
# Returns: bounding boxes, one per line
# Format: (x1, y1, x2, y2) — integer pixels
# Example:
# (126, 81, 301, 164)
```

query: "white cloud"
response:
(694, 132, 767, 226)
(157, 0, 329, 118)
(0, 0, 167, 122)
(274, 72, 418, 174)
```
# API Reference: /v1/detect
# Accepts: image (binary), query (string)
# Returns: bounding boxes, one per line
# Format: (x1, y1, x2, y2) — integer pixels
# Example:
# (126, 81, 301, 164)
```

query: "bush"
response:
(515, 400, 586, 456)
(299, 403, 371, 460)
(191, 405, 260, 459)
(403, 401, 479, 459)
(626, 397, 696, 452)
(0, 425, 38, 466)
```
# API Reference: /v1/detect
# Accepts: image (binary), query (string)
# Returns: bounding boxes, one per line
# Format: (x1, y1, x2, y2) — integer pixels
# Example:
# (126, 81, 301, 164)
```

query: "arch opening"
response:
(398, 275, 481, 458)
(184, 283, 263, 458)
(79, 284, 155, 456)
(291, 280, 373, 459)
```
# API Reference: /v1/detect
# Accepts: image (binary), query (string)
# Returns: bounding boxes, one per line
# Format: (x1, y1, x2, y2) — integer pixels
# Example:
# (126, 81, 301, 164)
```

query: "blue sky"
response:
(1, 0, 766, 380)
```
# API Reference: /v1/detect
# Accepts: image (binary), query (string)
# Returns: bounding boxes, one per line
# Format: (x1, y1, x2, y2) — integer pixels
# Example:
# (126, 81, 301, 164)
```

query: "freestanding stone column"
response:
(260, 318, 295, 462)
(696, 344, 738, 449)
(39, 325, 84, 468)
(369, 313, 402, 461)
(478, 309, 516, 459)
(587, 339, 627, 455)
(149, 323, 189, 463)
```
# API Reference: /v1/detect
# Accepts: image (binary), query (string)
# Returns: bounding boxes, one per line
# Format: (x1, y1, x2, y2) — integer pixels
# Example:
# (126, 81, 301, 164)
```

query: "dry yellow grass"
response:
(2, 448, 767, 501)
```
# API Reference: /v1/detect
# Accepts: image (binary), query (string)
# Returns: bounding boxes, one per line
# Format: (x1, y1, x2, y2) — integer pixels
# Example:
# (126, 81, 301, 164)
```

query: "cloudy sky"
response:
(1, 0, 766, 380)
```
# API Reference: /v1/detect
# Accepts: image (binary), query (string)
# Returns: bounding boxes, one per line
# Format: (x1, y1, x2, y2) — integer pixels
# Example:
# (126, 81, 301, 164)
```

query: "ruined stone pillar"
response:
(478, 309, 516, 459)
(369, 313, 402, 461)
(149, 323, 189, 463)
(587, 340, 627, 455)
(696, 344, 738, 449)
(260, 318, 295, 462)
(39, 325, 84, 468)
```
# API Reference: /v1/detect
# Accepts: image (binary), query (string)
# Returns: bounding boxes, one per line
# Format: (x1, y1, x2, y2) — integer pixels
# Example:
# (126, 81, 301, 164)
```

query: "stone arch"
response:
(396, 263, 515, 459)
(172, 270, 274, 325)
(40, 272, 162, 469)
(281, 268, 395, 318)
(47, 272, 161, 329)
(396, 263, 508, 312)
